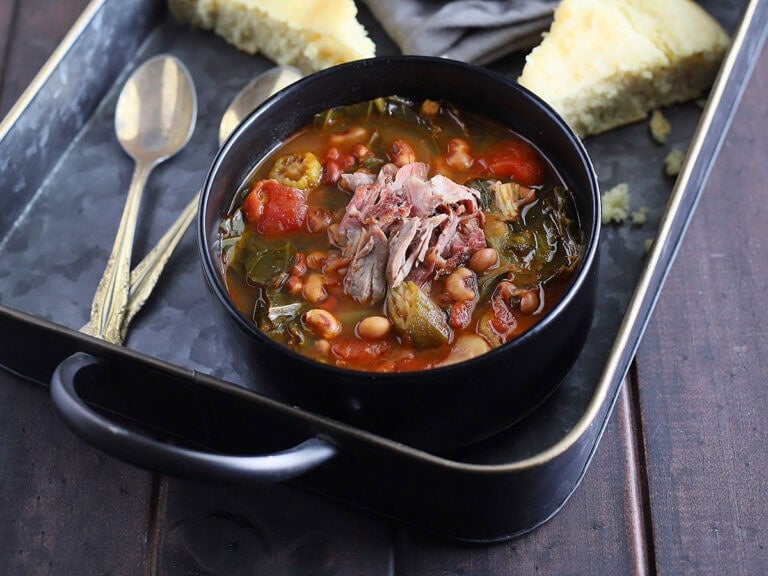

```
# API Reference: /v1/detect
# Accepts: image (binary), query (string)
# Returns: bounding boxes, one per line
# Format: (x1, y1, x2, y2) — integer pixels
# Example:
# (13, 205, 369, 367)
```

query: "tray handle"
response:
(50, 352, 337, 482)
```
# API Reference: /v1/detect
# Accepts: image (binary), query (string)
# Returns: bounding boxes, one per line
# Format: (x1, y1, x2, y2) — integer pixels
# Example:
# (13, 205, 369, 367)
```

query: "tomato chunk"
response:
(477, 139, 545, 186)
(242, 179, 308, 236)
(331, 337, 391, 363)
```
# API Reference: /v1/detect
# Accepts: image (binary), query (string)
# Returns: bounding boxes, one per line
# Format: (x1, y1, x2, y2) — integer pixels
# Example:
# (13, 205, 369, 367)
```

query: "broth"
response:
(218, 96, 583, 372)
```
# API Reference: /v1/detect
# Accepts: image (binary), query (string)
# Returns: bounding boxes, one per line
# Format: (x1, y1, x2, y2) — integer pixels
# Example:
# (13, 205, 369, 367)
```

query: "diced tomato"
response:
(476, 138, 545, 186)
(241, 179, 308, 236)
(489, 284, 518, 337)
(449, 300, 474, 330)
(331, 338, 391, 363)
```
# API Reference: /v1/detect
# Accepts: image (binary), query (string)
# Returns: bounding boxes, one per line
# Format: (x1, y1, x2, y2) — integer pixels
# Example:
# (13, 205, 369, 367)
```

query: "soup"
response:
(217, 96, 583, 372)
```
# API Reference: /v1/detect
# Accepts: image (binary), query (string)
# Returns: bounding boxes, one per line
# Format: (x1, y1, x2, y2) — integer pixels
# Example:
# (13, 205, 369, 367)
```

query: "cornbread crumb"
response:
(518, 0, 730, 137)
(665, 148, 686, 176)
(168, 0, 375, 74)
(601, 183, 631, 224)
(632, 206, 650, 225)
(649, 109, 670, 144)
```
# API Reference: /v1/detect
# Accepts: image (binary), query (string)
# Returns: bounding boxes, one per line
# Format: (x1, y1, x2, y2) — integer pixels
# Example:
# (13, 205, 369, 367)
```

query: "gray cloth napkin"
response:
(361, 0, 558, 65)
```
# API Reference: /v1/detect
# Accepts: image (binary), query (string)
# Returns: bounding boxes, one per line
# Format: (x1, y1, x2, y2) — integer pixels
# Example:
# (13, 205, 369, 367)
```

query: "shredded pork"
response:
(334, 162, 487, 304)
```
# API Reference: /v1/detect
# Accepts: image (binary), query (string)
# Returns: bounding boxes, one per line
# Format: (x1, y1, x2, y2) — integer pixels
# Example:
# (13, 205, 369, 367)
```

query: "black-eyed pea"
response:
(445, 267, 476, 302)
(303, 309, 342, 340)
(302, 273, 327, 303)
(315, 338, 331, 356)
(285, 275, 303, 296)
(329, 126, 367, 146)
(439, 334, 491, 366)
(469, 247, 499, 273)
(519, 289, 541, 315)
(356, 316, 392, 340)
(388, 139, 416, 166)
(445, 138, 474, 170)
(306, 251, 328, 270)
(352, 143, 374, 161)
(290, 252, 307, 277)
(307, 208, 333, 234)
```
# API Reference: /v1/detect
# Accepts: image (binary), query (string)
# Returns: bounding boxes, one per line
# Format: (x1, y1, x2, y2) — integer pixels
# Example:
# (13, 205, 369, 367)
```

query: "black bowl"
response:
(198, 56, 601, 452)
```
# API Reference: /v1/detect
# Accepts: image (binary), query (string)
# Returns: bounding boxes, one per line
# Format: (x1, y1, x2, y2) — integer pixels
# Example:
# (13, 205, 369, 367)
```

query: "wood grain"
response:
(635, 32, 768, 575)
(0, 0, 91, 117)
(2, 0, 768, 574)
(0, 0, 15, 96)
(0, 2, 155, 575)
(145, 389, 647, 575)
(392, 389, 649, 576)
(0, 376, 156, 575)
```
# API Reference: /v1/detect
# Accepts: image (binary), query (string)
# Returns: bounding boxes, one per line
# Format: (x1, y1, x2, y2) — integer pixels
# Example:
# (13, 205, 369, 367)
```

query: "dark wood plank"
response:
(0, 1, 157, 573)
(635, 36, 768, 573)
(12, 0, 768, 574)
(145, 387, 648, 575)
(0, 1, 650, 574)
(392, 386, 649, 575)
(153, 478, 396, 575)
(0, 374, 156, 575)
(0, 0, 92, 117)
(0, 0, 15, 92)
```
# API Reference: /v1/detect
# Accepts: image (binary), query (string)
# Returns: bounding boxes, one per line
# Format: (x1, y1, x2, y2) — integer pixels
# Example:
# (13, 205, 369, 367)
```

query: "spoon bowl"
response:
(115, 55, 197, 163)
(115, 65, 303, 340)
(219, 65, 302, 146)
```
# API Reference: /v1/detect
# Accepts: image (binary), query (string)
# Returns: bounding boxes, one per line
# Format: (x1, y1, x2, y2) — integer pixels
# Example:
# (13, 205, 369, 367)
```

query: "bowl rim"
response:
(198, 55, 601, 380)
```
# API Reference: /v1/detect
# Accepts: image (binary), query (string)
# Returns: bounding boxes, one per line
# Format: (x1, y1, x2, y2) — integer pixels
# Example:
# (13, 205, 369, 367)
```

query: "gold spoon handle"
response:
(123, 193, 199, 327)
(80, 193, 198, 343)
(82, 160, 154, 343)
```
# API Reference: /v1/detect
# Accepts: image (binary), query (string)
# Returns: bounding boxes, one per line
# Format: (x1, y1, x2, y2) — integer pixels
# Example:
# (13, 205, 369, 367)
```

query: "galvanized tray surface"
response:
(0, 0, 760, 541)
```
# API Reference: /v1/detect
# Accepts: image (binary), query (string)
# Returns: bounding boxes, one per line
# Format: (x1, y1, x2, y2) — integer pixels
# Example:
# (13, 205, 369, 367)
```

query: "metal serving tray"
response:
(1, 0, 764, 542)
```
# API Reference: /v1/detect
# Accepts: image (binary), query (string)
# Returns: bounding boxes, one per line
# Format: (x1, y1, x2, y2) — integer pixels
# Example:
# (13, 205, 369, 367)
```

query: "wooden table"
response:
(1, 1, 767, 574)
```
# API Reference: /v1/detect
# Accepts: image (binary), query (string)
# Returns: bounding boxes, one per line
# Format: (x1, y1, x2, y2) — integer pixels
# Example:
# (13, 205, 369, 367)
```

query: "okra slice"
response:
(387, 281, 453, 349)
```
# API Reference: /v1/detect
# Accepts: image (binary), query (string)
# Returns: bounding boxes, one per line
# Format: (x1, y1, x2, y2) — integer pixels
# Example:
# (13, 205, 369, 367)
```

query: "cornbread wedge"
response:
(518, 0, 730, 136)
(168, 0, 376, 74)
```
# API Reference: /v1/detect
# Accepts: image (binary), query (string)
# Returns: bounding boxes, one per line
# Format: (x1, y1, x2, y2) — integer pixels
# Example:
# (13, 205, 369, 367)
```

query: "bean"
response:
(356, 316, 392, 340)
(439, 334, 491, 366)
(284, 275, 303, 296)
(315, 339, 331, 356)
(290, 252, 307, 277)
(445, 267, 476, 302)
(307, 208, 333, 234)
(329, 126, 367, 146)
(306, 251, 328, 270)
(353, 143, 374, 160)
(519, 289, 541, 315)
(302, 273, 327, 303)
(303, 309, 342, 340)
(322, 160, 342, 185)
(445, 138, 474, 170)
(469, 247, 499, 273)
(388, 139, 416, 166)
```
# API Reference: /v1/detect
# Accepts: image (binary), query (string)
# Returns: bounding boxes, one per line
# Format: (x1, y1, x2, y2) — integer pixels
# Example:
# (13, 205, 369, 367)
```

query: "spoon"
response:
(82, 54, 197, 344)
(113, 65, 302, 343)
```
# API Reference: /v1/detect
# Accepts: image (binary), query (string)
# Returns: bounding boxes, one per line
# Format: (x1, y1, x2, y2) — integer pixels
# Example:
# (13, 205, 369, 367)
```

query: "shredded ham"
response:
(334, 162, 487, 304)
